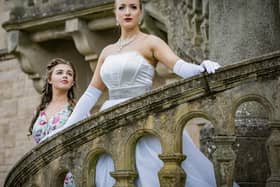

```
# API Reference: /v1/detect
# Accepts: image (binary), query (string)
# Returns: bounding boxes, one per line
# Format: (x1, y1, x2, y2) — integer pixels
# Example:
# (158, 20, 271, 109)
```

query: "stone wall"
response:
(0, 0, 11, 48)
(0, 57, 39, 186)
(209, 0, 280, 65)
(0, 2, 39, 186)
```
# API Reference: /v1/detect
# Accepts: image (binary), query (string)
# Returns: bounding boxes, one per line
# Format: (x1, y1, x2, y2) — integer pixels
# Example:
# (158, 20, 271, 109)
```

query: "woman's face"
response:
(115, 0, 142, 30)
(48, 64, 74, 92)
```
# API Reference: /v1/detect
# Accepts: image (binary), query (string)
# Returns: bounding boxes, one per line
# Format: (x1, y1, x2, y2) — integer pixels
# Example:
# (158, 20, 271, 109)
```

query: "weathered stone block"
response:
(0, 100, 17, 118)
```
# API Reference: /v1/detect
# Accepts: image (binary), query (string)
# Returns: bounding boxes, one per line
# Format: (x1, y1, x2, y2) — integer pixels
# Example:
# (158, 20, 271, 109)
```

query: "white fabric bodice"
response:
(100, 51, 155, 100)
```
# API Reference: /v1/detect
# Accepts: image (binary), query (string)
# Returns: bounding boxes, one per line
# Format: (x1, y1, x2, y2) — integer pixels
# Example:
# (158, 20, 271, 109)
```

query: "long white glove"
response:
(40, 85, 102, 142)
(64, 85, 102, 126)
(173, 59, 221, 78)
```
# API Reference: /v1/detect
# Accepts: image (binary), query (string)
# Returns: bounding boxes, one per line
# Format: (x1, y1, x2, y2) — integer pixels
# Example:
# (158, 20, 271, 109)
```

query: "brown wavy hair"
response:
(28, 58, 76, 135)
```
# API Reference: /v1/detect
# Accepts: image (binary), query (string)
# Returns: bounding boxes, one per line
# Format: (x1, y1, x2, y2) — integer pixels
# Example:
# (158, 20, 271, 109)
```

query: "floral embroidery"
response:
(39, 120, 47, 126)
(32, 104, 72, 143)
(39, 112, 47, 126)
(52, 115, 60, 125)
(64, 172, 75, 186)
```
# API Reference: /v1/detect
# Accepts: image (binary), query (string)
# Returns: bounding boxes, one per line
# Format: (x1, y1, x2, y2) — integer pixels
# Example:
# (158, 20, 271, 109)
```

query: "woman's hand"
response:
(200, 60, 221, 74)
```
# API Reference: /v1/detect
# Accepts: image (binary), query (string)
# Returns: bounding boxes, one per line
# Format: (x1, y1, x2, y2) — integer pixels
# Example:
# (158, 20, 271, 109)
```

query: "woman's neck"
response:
(120, 27, 140, 39)
(51, 89, 68, 104)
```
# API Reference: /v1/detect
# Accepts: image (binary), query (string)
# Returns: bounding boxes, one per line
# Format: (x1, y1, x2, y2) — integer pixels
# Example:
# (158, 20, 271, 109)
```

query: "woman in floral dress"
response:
(29, 58, 77, 186)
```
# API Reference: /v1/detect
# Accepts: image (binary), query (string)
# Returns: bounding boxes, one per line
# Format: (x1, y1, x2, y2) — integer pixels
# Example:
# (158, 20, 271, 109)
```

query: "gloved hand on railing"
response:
(173, 59, 221, 78)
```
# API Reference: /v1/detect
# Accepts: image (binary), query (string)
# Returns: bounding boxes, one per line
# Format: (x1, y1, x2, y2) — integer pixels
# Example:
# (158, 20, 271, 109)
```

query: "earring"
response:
(116, 20, 119, 26)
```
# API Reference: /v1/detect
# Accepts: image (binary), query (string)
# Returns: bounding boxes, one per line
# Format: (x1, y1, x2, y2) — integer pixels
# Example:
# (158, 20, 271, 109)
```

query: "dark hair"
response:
(115, 0, 142, 10)
(28, 58, 76, 135)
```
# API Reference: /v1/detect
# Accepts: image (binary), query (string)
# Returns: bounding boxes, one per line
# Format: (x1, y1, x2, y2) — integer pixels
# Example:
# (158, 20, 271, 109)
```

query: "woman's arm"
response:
(149, 35, 220, 78)
(89, 49, 107, 91)
(61, 49, 108, 127)
(150, 35, 180, 69)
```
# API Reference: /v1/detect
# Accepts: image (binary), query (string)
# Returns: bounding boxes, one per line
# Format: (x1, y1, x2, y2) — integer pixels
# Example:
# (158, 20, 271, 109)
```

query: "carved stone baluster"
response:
(158, 153, 186, 187)
(111, 170, 137, 187)
(191, 0, 203, 46)
(200, 0, 209, 57)
(266, 121, 280, 187)
(212, 135, 236, 187)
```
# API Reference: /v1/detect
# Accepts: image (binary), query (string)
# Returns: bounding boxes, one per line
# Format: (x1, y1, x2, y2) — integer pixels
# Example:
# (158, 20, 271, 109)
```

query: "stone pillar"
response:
(111, 170, 137, 187)
(209, 0, 280, 65)
(212, 135, 236, 187)
(266, 121, 280, 187)
(158, 153, 186, 187)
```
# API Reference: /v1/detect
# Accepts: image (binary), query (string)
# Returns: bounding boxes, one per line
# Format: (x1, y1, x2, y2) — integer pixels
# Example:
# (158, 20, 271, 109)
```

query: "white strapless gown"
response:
(95, 51, 238, 187)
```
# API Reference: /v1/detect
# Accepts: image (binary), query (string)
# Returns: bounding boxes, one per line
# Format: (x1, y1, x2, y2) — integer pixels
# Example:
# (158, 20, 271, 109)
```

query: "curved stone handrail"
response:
(4, 51, 280, 187)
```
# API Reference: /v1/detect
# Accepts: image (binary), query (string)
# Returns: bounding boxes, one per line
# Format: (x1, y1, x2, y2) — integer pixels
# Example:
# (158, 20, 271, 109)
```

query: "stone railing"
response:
(4, 51, 280, 187)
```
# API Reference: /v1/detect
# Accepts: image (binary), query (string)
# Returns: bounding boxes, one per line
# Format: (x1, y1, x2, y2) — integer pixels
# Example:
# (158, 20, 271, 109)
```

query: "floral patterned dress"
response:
(32, 104, 76, 187)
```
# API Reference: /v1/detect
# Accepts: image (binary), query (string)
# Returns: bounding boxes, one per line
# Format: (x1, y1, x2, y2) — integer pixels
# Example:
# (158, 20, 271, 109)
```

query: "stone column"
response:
(209, 0, 280, 65)
(266, 121, 280, 187)
(158, 153, 186, 187)
(111, 170, 137, 187)
(212, 135, 236, 187)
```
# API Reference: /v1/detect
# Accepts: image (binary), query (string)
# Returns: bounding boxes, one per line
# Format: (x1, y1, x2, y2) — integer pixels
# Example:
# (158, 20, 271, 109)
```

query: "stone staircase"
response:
(4, 51, 280, 187)
(2, 0, 280, 186)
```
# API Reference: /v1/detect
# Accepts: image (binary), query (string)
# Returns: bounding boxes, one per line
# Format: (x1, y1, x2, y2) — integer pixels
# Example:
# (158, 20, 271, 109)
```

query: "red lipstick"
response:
(124, 18, 133, 22)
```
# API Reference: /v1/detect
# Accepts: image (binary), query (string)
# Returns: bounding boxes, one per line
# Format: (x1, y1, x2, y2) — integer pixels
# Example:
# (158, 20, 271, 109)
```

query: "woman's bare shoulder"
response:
(145, 34, 163, 41)
(99, 44, 116, 60)
(144, 34, 166, 47)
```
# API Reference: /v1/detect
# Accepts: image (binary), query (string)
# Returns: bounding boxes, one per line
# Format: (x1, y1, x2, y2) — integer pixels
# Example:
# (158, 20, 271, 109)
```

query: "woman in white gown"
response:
(44, 0, 239, 186)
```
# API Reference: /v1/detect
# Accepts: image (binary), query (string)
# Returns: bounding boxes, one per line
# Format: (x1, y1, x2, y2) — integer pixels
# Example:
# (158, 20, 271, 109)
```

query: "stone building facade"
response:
(0, 1, 39, 186)
(0, 0, 280, 187)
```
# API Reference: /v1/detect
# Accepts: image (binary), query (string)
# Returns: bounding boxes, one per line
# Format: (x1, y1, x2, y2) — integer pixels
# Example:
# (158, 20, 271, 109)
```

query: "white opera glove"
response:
(40, 85, 102, 143)
(200, 59, 221, 74)
(173, 59, 221, 79)
(64, 85, 102, 127)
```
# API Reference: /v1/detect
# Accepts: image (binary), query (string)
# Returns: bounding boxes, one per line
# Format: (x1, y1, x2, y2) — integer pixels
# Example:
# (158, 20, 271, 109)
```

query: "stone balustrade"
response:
(4, 51, 280, 187)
